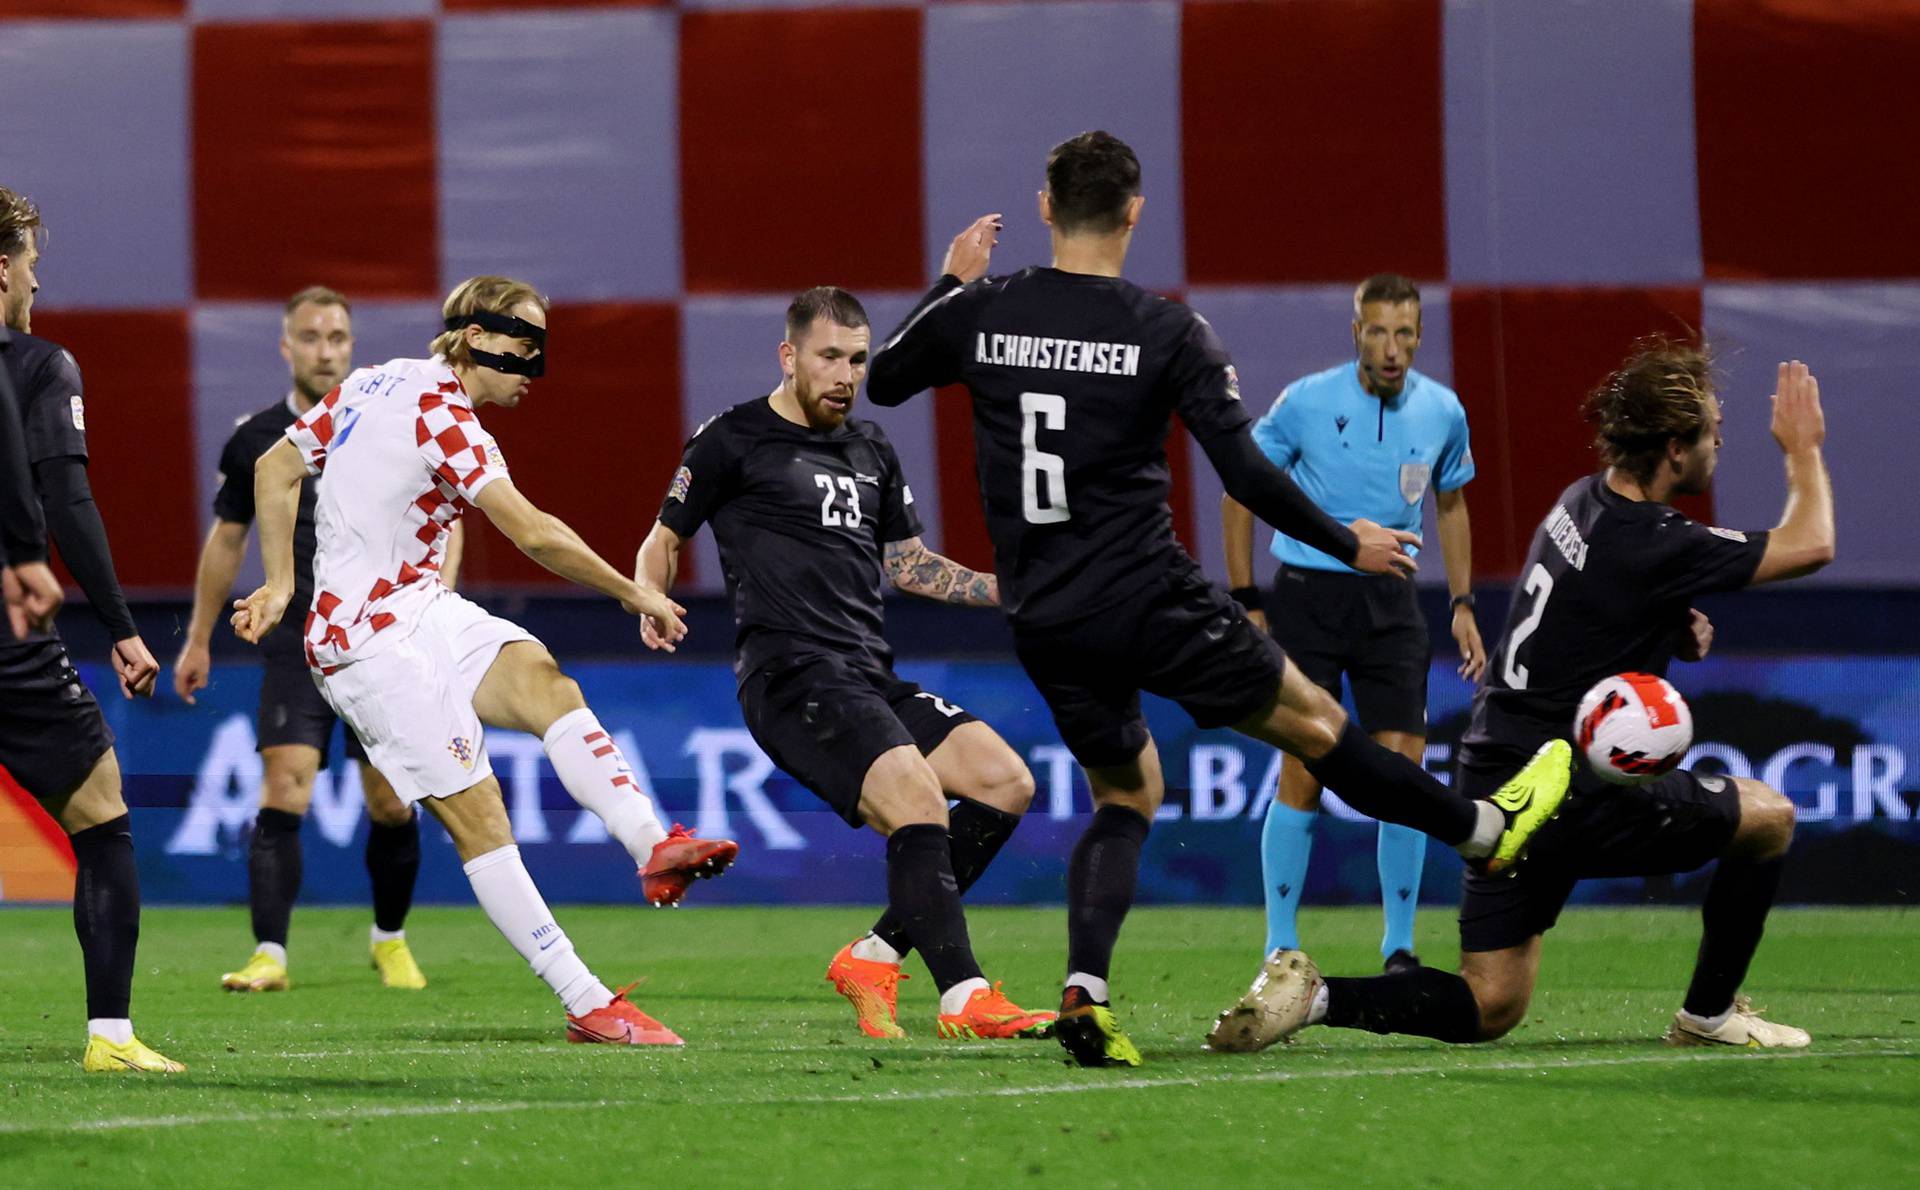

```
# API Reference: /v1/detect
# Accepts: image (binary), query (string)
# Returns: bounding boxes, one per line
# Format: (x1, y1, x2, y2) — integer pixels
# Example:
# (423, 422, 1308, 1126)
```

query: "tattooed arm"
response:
(884, 536, 998, 607)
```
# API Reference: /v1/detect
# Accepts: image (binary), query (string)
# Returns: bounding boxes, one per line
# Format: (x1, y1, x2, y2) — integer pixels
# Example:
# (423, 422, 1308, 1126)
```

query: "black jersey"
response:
(1461, 473, 1769, 766)
(213, 397, 322, 656)
(657, 397, 921, 680)
(868, 268, 1252, 627)
(1, 330, 89, 469)
(0, 327, 48, 569)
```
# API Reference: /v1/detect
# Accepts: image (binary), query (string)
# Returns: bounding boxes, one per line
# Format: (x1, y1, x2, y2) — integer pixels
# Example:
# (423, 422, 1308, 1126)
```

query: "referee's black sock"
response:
(1303, 720, 1478, 846)
(1682, 856, 1786, 1019)
(870, 799, 1021, 957)
(885, 823, 984, 993)
(70, 815, 141, 1021)
(366, 812, 421, 934)
(1065, 804, 1150, 984)
(249, 808, 304, 948)
(1324, 969, 1482, 1044)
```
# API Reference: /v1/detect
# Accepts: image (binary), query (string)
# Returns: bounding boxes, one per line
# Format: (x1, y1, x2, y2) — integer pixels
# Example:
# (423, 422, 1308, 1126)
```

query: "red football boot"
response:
(639, 823, 739, 906)
(566, 984, 684, 1046)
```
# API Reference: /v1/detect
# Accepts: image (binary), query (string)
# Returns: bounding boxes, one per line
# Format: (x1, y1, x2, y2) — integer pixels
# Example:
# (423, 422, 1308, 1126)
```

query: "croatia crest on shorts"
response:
(667, 465, 692, 503)
(447, 736, 475, 770)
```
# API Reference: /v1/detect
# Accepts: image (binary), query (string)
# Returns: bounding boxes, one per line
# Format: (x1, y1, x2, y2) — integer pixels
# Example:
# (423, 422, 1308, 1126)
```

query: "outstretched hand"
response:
(1770, 359, 1825, 455)
(629, 587, 688, 652)
(231, 584, 291, 645)
(941, 214, 1002, 283)
(1349, 519, 1418, 578)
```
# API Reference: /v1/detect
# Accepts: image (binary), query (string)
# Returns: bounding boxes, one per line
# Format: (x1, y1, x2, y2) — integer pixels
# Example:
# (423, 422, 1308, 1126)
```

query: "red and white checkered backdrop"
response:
(3, 0, 1915, 596)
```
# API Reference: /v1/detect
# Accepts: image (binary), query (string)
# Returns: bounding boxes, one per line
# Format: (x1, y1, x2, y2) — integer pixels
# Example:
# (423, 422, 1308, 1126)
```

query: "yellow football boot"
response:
(221, 949, 289, 992)
(83, 1034, 185, 1073)
(371, 937, 428, 990)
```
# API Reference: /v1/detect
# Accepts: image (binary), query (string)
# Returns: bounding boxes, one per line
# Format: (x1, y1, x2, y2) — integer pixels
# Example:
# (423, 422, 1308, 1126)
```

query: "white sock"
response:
(255, 942, 288, 967)
(1065, 972, 1110, 1003)
(1680, 1005, 1734, 1031)
(88, 1018, 133, 1045)
(939, 976, 990, 1015)
(1308, 984, 1330, 1025)
(1458, 802, 1503, 859)
(851, 933, 903, 964)
(370, 926, 405, 944)
(462, 844, 614, 1016)
(542, 708, 668, 864)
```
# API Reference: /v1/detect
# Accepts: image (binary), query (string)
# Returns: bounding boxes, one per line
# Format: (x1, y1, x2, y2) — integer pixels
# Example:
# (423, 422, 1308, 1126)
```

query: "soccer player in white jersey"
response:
(232, 275, 737, 1045)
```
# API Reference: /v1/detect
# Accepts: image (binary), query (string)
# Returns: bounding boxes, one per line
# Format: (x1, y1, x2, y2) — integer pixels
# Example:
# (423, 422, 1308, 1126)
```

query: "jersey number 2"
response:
(1501, 563, 1553, 690)
(1021, 392, 1069, 525)
(815, 474, 862, 528)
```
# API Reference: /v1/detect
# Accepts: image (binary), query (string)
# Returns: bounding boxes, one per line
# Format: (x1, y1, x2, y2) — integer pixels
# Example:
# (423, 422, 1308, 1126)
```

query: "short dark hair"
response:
(785, 286, 868, 343)
(1045, 131, 1141, 235)
(0, 187, 44, 260)
(1354, 273, 1421, 311)
(284, 285, 352, 320)
(1581, 337, 1717, 486)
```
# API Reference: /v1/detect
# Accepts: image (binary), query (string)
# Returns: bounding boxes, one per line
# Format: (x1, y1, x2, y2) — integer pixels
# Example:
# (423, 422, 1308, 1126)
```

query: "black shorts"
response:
(1454, 749, 1743, 952)
(1014, 567, 1284, 768)
(1263, 565, 1428, 736)
(0, 638, 116, 802)
(738, 651, 978, 828)
(257, 645, 366, 767)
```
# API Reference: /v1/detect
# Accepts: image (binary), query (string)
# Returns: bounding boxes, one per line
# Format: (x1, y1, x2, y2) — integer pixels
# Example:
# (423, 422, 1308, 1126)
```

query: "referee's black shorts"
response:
(0, 637, 116, 802)
(738, 649, 978, 828)
(1453, 746, 1743, 953)
(1262, 564, 1428, 736)
(257, 642, 366, 766)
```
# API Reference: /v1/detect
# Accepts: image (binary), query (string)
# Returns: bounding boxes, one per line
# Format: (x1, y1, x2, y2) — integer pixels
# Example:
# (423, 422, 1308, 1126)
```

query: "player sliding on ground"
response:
(636, 287, 1054, 1041)
(1207, 348, 1832, 1052)
(866, 131, 1572, 1068)
(233, 275, 737, 1046)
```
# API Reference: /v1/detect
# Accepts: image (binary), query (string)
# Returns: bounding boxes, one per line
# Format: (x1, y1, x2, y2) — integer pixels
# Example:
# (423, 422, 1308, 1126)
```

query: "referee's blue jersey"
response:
(1251, 363, 1474, 574)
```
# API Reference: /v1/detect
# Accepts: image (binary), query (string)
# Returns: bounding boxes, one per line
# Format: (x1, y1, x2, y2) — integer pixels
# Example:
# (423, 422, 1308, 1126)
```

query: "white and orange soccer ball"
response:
(1573, 672, 1694, 785)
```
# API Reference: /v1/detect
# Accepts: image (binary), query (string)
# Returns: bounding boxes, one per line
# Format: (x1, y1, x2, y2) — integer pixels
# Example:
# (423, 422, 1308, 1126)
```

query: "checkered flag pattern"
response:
(2, 0, 1912, 594)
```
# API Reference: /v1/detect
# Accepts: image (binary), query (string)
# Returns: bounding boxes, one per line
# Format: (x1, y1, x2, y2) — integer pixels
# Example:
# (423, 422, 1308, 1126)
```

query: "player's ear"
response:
(778, 339, 797, 378)
(1124, 195, 1144, 230)
(1037, 190, 1052, 227)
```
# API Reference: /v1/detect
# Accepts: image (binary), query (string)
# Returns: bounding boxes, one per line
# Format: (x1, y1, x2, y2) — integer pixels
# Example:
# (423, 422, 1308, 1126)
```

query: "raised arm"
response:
(883, 536, 997, 607)
(474, 479, 685, 644)
(1748, 360, 1835, 586)
(174, 519, 249, 702)
(634, 518, 691, 651)
(231, 438, 306, 644)
(867, 214, 1000, 407)
(1200, 428, 1415, 578)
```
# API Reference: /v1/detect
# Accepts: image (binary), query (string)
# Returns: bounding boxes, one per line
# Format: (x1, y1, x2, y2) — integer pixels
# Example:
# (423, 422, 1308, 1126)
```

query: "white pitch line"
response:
(4, 1045, 1909, 1136)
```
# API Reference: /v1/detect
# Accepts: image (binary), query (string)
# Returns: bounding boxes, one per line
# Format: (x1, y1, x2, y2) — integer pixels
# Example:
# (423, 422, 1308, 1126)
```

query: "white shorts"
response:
(314, 590, 537, 804)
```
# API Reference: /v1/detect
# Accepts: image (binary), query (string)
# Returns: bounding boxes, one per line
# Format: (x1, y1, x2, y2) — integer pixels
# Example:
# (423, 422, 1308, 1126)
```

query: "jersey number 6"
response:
(1020, 391, 1070, 525)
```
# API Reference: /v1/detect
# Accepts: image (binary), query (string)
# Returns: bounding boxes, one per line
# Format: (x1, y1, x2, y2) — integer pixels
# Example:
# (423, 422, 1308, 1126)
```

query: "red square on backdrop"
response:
(1695, 1, 1920, 279)
(27, 309, 197, 591)
(455, 303, 683, 587)
(192, 22, 437, 301)
(1181, 0, 1446, 284)
(679, 8, 923, 293)
(1449, 287, 1708, 577)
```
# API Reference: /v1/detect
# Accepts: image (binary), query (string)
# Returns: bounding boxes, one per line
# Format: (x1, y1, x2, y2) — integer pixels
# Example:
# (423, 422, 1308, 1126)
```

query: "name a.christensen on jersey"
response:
(974, 332, 1143, 377)
(1545, 503, 1589, 571)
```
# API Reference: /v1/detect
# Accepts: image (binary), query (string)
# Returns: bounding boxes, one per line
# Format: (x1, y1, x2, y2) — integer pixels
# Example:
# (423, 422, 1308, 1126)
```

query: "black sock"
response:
(1324, 968, 1482, 1043)
(365, 812, 421, 934)
(70, 815, 141, 1021)
(1065, 804, 1150, 984)
(249, 807, 304, 948)
(1683, 856, 1786, 1018)
(1303, 720, 1478, 845)
(870, 799, 1021, 956)
(884, 823, 984, 993)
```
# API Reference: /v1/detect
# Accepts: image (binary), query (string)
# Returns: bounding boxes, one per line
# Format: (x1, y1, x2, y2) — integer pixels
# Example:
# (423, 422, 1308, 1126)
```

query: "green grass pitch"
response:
(2, 904, 1915, 1187)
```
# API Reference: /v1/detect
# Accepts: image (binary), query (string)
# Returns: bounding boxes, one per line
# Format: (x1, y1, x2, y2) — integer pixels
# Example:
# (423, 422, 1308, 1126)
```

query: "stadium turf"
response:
(1, 904, 1913, 1187)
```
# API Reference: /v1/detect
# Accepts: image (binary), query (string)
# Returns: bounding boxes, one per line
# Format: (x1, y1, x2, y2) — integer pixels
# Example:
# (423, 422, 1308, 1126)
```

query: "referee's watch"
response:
(1449, 592, 1476, 613)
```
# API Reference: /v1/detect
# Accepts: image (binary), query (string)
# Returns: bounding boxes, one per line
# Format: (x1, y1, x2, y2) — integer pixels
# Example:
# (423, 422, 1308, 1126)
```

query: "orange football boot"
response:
(935, 982, 1058, 1040)
(566, 984, 684, 1046)
(640, 824, 739, 906)
(825, 940, 909, 1040)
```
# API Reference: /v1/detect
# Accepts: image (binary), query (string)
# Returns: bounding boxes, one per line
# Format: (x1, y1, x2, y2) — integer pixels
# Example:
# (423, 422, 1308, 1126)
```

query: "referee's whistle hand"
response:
(1348, 519, 1419, 579)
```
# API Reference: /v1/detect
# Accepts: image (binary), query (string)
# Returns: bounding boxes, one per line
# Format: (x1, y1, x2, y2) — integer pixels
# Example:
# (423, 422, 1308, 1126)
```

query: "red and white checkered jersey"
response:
(284, 355, 509, 670)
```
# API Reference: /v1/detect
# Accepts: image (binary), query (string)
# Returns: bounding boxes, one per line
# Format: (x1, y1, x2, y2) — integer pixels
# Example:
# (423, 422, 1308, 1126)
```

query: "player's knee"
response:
(1473, 986, 1530, 1040)
(260, 762, 314, 815)
(965, 754, 1035, 815)
(1736, 779, 1795, 861)
(862, 754, 948, 834)
(363, 785, 413, 828)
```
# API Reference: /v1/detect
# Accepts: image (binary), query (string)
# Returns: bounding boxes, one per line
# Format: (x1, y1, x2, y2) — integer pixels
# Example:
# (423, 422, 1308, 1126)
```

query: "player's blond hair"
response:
(431, 276, 548, 367)
(1582, 337, 1716, 485)
(0, 187, 44, 260)
(284, 285, 351, 322)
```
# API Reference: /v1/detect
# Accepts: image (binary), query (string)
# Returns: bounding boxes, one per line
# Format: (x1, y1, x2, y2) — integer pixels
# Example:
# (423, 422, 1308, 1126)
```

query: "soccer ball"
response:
(1573, 672, 1693, 785)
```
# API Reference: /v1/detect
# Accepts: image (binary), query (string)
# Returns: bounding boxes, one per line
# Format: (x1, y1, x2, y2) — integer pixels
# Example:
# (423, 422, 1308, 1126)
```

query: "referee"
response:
(1221, 273, 1484, 973)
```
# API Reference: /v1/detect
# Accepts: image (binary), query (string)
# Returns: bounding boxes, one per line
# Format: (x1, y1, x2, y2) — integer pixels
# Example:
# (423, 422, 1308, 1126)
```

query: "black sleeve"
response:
(1201, 429, 1360, 565)
(35, 455, 137, 641)
(1164, 311, 1254, 443)
(23, 347, 89, 465)
(1645, 513, 1771, 602)
(867, 275, 968, 407)
(869, 425, 923, 544)
(211, 423, 258, 524)
(0, 340, 48, 565)
(656, 417, 742, 540)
